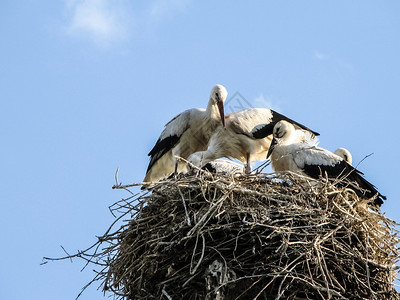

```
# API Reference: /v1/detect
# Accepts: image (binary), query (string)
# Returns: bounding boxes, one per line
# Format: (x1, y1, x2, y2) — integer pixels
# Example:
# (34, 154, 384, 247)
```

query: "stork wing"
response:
(295, 147, 385, 206)
(291, 146, 341, 170)
(228, 108, 273, 137)
(252, 109, 320, 139)
(147, 109, 192, 172)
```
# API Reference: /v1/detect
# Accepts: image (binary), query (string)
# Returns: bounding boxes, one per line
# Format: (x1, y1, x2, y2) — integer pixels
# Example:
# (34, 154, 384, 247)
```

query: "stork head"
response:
(267, 120, 295, 158)
(210, 84, 227, 128)
(334, 148, 352, 165)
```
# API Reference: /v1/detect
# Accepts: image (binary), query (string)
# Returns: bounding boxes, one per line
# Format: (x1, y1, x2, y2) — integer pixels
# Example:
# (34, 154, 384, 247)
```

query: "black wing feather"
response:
(202, 162, 217, 173)
(145, 110, 191, 174)
(146, 135, 180, 173)
(303, 160, 385, 206)
(252, 110, 320, 139)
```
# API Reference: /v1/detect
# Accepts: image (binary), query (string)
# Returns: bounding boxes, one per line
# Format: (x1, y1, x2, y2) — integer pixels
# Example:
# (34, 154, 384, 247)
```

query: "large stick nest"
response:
(101, 172, 399, 299)
(44, 171, 400, 299)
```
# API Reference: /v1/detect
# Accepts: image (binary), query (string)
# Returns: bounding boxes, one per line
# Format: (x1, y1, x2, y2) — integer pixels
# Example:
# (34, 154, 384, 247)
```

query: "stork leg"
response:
(245, 152, 251, 174)
(174, 159, 178, 178)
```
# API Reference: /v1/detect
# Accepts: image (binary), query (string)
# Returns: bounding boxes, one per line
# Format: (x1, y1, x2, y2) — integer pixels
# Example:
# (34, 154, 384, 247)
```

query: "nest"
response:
(44, 171, 400, 299)
(101, 172, 399, 300)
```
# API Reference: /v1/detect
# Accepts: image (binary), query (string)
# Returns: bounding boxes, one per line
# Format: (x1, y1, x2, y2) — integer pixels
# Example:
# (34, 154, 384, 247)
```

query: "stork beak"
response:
(267, 137, 278, 159)
(217, 100, 225, 128)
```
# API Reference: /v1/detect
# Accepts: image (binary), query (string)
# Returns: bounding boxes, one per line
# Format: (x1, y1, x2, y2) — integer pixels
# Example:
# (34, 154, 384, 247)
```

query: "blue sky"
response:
(1, 1, 399, 299)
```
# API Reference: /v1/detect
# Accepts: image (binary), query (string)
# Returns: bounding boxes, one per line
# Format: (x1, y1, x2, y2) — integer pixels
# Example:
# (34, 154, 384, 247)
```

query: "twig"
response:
(355, 153, 374, 169)
(114, 167, 119, 187)
(178, 186, 191, 226)
(42, 172, 399, 300)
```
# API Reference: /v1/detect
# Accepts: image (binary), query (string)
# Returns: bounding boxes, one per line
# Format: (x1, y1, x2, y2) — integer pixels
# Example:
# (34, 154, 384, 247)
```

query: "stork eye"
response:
(275, 127, 285, 138)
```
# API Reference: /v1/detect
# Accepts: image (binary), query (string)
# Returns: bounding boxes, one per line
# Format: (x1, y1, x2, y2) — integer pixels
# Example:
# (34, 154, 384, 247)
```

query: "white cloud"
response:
(253, 94, 281, 112)
(64, 0, 191, 46)
(314, 50, 330, 61)
(65, 0, 131, 46)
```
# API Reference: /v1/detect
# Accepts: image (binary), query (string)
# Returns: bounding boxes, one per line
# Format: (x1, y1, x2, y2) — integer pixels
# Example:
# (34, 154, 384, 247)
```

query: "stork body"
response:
(188, 108, 319, 173)
(267, 120, 385, 206)
(144, 85, 227, 183)
(202, 159, 244, 175)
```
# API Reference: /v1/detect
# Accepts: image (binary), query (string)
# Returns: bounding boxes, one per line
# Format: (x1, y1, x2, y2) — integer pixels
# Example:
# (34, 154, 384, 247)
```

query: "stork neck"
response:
(206, 100, 221, 121)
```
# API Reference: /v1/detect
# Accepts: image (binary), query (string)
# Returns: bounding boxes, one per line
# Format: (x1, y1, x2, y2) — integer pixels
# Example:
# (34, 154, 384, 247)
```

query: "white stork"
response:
(267, 120, 385, 206)
(202, 159, 244, 175)
(188, 108, 319, 173)
(334, 148, 352, 165)
(143, 84, 227, 183)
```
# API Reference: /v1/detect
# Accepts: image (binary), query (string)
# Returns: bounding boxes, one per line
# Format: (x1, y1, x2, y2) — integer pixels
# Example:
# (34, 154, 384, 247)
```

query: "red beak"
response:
(217, 101, 225, 128)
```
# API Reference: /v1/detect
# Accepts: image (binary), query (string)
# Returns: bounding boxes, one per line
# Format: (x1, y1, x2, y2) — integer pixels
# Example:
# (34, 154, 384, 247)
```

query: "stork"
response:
(188, 108, 319, 173)
(202, 160, 244, 175)
(144, 84, 227, 183)
(334, 148, 352, 165)
(267, 120, 385, 206)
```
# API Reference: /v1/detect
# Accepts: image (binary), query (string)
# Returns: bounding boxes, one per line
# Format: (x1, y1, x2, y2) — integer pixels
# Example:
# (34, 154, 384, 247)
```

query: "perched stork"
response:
(188, 108, 319, 173)
(143, 84, 227, 183)
(334, 148, 352, 165)
(267, 120, 385, 206)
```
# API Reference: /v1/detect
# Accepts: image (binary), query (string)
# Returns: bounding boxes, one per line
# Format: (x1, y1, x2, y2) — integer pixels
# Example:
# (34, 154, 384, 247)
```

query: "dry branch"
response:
(44, 171, 399, 299)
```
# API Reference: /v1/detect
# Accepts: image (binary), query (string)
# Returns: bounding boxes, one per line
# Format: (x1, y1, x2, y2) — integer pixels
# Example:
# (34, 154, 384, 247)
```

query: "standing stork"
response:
(143, 84, 227, 183)
(188, 108, 319, 173)
(267, 120, 385, 206)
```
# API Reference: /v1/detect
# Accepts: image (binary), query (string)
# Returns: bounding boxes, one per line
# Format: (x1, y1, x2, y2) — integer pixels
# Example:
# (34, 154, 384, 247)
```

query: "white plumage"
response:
(202, 159, 244, 175)
(334, 148, 352, 165)
(144, 84, 227, 183)
(188, 108, 319, 173)
(267, 120, 385, 206)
